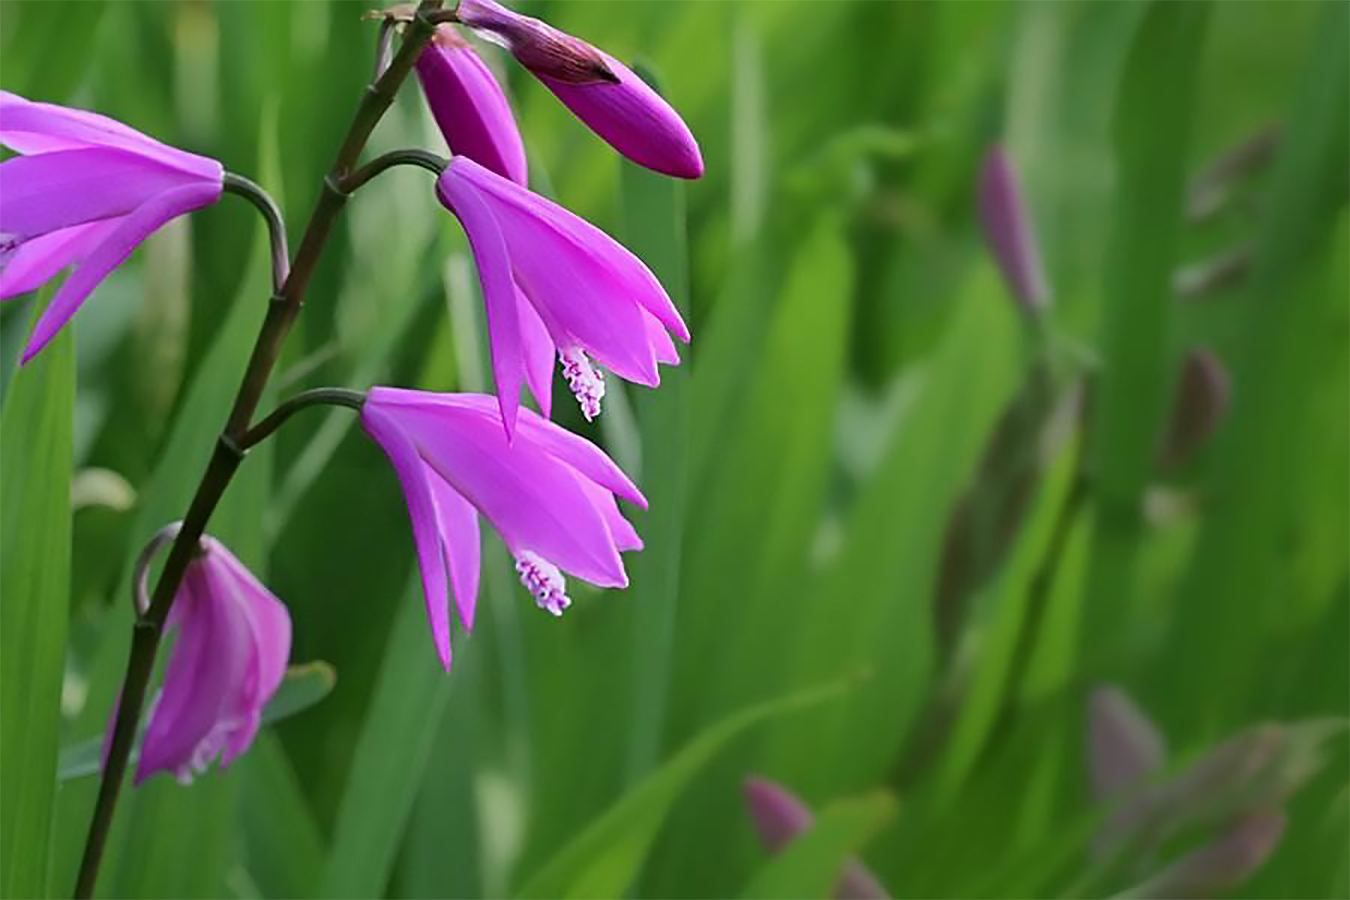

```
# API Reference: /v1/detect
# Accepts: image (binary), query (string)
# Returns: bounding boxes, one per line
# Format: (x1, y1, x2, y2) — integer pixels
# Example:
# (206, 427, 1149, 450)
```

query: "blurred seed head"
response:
(978, 144, 1051, 316)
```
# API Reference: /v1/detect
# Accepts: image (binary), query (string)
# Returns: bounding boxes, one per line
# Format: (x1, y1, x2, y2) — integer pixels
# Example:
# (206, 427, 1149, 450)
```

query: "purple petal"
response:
(0, 219, 121, 299)
(645, 308, 680, 365)
(437, 167, 525, 439)
(370, 389, 646, 508)
(22, 180, 222, 363)
(744, 777, 813, 851)
(1130, 813, 1285, 897)
(417, 30, 528, 185)
(427, 472, 482, 633)
(978, 145, 1050, 312)
(0, 91, 222, 181)
(0, 147, 212, 240)
(362, 403, 454, 669)
(518, 286, 556, 418)
(374, 393, 627, 586)
(578, 477, 643, 552)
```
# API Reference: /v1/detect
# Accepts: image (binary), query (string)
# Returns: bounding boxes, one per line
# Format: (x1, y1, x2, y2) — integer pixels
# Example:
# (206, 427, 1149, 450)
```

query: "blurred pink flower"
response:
(121, 536, 291, 785)
(977, 144, 1049, 313)
(436, 157, 687, 435)
(416, 25, 529, 185)
(0, 90, 223, 361)
(361, 388, 645, 669)
(457, 0, 703, 178)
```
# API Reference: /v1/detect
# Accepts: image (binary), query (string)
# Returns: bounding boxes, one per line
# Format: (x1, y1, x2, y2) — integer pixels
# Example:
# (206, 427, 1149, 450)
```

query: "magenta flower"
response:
(416, 25, 529, 185)
(0, 91, 224, 362)
(456, 0, 703, 179)
(360, 388, 645, 669)
(743, 777, 890, 899)
(977, 144, 1049, 313)
(122, 536, 291, 785)
(435, 156, 688, 436)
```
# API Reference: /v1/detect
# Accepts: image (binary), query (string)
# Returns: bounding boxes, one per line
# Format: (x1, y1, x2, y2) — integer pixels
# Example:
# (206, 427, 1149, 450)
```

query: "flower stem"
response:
(222, 172, 290, 292)
(240, 387, 367, 451)
(71, 6, 442, 897)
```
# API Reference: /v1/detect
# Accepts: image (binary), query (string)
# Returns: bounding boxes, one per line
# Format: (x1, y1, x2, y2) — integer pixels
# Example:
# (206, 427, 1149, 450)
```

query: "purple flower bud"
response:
(1088, 685, 1167, 801)
(114, 536, 291, 785)
(1127, 812, 1285, 898)
(743, 777, 890, 899)
(1157, 348, 1231, 469)
(0, 90, 223, 362)
(977, 144, 1050, 314)
(416, 26, 529, 185)
(456, 0, 703, 179)
(361, 389, 646, 669)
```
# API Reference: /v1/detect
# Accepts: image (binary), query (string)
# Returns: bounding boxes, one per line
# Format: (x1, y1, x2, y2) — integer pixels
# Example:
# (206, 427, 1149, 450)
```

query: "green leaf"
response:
(55, 662, 335, 782)
(320, 576, 453, 898)
(0, 296, 75, 899)
(618, 78, 692, 780)
(739, 792, 896, 900)
(237, 733, 328, 899)
(515, 680, 851, 900)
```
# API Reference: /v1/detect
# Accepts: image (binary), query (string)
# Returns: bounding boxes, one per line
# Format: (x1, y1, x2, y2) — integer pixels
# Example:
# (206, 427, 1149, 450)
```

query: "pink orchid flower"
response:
(0, 91, 223, 362)
(435, 156, 688, 436)
(122, 536, 291, 785)
(416, 25, 529, 186)
(361, 388, 645, 669)
(456, 0, 703, 179)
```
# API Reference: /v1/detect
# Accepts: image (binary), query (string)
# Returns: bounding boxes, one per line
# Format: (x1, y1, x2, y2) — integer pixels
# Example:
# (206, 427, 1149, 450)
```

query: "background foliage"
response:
(1, 1, 1346, 897)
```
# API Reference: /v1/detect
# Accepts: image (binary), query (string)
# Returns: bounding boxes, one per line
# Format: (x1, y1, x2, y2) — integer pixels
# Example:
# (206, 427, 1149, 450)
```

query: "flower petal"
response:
(437, 167, 525, 439)
(417, 31, 529, 185)
(362, 404, 454, 669)
(578, 477, 642, 552)
(22, 180, 221, 363)
(517, 285, 555, 418)
(0, 219, 121, 299)
(0, 90, 222, 181)
(427, 472, 482, 633)
(0, 147, 211, 240)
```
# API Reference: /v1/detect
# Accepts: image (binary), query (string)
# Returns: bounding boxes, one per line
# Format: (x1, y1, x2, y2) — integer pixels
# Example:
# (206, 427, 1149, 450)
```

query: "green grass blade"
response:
(0, 297, 75, 898)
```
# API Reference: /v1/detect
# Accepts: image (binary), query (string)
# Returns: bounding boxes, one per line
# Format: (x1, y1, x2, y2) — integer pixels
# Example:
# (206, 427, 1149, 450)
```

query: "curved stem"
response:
(129, 523, 185, 619)
(72, 5, 444, 897)
(240, 387, 366, 450)
(340, 148, 448, 194)
(222, 172, 290, 292)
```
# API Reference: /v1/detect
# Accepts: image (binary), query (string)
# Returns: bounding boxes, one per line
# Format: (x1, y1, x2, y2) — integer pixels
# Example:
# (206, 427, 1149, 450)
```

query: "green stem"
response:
(71, 7, 443, 897)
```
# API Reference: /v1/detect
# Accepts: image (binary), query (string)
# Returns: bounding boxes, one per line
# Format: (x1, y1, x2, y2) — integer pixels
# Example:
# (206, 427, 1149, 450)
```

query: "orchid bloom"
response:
(122, 536, 291, 785)
(0, 90, 224, 362)
(977, 144, 1049, 313)
(456, 0, 703, 179)
(416, 25, 529, 185)
(360, 388, 645, 669)
(743, 777, 890, 899)
(435, 156, 688, 436)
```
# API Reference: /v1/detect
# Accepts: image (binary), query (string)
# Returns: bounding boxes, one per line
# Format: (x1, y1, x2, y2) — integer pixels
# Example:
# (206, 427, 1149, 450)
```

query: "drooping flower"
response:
(123, 536, 291, 785)
(456, 0, 703, 179)
(743, 777, 890, 899)
(435, 156, 688, 435)
(360, 388, 645, 669)
(0, 91, 224, 361)
(416, 25, 529, 185)
(977, 144, 1049, 314)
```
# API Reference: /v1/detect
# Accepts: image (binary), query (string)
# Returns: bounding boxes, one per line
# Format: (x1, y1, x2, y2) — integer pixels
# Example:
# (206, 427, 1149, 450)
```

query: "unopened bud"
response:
(1124, 812, 1285, 898)
(1158, 348, 1231, 469)
(1087, 685, 1167, 801)
(978, 144, 1050, 315)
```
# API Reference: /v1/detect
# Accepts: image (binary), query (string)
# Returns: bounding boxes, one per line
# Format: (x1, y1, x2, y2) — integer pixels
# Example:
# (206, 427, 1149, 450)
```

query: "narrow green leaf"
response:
(321, 576, 453, 898)
(55, 663, 335, 782)
(0, 297, 75, 899)
(739, 793, 896, 900)
(515, 680, 850, 900)
(237, 733, 328, 899)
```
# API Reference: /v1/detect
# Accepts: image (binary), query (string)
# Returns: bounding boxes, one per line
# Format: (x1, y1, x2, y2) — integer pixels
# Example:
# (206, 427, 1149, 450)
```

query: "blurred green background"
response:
(1, 0, 1347, 897)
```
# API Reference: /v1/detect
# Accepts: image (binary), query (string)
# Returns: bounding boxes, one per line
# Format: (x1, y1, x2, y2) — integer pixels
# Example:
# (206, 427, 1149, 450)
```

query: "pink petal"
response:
(22, 180, 221, 363)
(978, 145, 1050, 311)
(578, 477, 642, 552)
(417, 33, 528, 185)
(0, 147, 211, 240)
(0, 219, 121, 299)
(0, 90, 222, 181)
(517, 286, 555, 418)
(426, 471, 482, 633)
(362, 404, 454, 670)
(645, 308, 680, 365)
(437, 168, 525, 440)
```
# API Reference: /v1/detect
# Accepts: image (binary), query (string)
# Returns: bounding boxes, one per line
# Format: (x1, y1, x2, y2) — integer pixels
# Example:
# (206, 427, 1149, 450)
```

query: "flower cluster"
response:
(1, 0, 699, 785)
